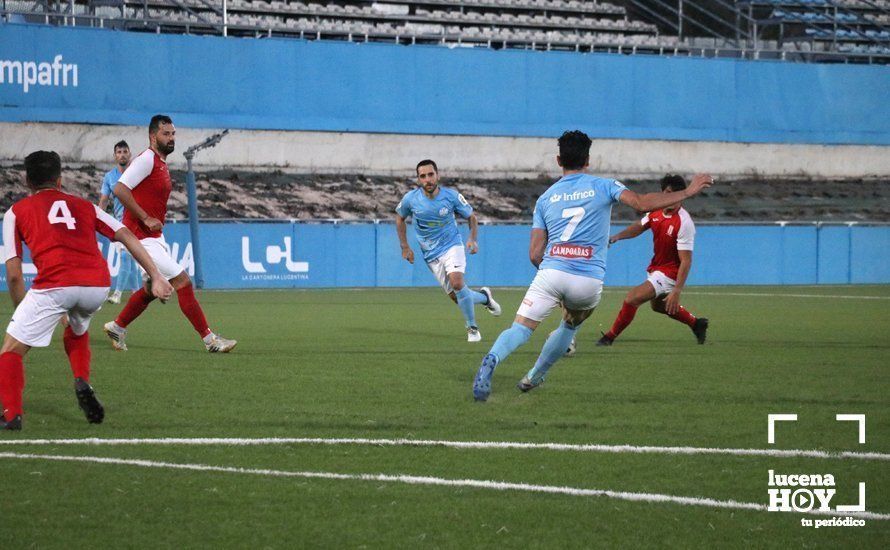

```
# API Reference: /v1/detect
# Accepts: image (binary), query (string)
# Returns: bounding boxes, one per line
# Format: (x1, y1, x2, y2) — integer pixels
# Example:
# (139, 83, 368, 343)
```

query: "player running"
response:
(598, 175, 708, 346)
(102, 115, 237, 353)
(1, 151, 173, 431)
(98, 140, 140, 304)
(395, 159, 501, 342)
(472, 131, 712, 401)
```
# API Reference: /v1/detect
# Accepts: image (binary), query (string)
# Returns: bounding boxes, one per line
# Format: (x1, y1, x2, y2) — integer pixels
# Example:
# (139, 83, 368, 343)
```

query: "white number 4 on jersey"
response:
(48, 200, 77, 230)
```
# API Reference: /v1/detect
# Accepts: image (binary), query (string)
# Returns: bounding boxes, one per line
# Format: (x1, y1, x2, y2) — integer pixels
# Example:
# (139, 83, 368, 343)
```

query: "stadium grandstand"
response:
(2, 0, 889, 63)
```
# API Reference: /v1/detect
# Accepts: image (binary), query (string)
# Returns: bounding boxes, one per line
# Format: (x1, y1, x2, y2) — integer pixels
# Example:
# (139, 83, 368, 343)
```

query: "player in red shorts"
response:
(597, 174, 708, 346)
(1, 151, 173, 431)
(102, 114, 237, 353)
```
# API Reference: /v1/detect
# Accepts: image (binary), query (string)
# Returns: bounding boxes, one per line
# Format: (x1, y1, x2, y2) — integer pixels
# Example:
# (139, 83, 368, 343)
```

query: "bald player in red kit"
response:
(1, 151, 173, 431)
(102, 115, 237, 353)
(598, 174, 709, 346)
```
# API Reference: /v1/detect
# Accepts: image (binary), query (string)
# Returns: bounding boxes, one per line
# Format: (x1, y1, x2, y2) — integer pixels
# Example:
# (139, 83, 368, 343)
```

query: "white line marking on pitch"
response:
(2, 452, 888, 521)
(1, 437, 888, 462)
(681, 291, 890, 300)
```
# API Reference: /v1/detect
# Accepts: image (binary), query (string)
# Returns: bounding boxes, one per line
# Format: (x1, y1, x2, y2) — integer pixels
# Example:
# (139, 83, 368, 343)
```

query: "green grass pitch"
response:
(1, 285, 888, 548)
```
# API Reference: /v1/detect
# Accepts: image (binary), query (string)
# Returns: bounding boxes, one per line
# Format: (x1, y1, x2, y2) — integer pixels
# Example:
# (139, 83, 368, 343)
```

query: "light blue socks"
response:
(456, 286, 487, 327)
(470, 289, 488, 304)
(525, 321, 579, 384)
(115, 250, 137, 292)
(489, 322, 534, 363)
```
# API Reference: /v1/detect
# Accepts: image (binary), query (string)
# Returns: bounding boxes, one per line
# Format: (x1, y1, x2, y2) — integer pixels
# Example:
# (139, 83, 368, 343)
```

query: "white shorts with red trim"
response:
(7, 286, 109, 347)
(646, 270, 677, 298)
(426, 245, 467, 294)
(138, 236, 185, 281)
(516, 268, 603, 322)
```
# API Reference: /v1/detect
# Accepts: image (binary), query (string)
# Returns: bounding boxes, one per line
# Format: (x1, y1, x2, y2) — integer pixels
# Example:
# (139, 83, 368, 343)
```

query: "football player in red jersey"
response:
(598, 174, 708, 346)
(102, 115, 237, 353)
(0, 151, 173, 431)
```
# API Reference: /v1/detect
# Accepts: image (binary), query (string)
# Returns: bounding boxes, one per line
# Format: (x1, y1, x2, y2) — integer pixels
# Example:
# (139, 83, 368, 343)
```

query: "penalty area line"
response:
(0, 437, 888, 462)
(1, 452, 888, 521)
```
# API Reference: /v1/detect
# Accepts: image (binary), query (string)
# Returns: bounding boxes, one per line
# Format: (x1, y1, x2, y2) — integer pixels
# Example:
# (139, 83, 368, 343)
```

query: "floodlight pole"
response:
(183, 129, 229, 289)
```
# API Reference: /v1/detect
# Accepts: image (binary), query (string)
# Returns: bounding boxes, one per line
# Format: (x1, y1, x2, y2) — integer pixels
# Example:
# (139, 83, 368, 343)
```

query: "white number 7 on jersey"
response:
(559, 207, 585, 241)
(48, 200, 77, 230)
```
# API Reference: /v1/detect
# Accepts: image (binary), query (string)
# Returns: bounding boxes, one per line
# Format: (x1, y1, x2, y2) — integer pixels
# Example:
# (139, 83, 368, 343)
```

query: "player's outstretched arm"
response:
(609, 221, 646, 245)
(113, 183, 162, 232)
(114, 227, 173, 301)
(529, 228, 547, 268)
(466, 214, 479, 254)
(4, 258, 25, 308)
(665, 250, 693, 315)
(395, 214, 414, 264)
(619, 174, 713, 213)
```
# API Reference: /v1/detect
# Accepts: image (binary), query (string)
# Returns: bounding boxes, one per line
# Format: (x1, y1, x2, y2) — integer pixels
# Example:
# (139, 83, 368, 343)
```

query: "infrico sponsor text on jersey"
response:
(0, 55, 78, 93)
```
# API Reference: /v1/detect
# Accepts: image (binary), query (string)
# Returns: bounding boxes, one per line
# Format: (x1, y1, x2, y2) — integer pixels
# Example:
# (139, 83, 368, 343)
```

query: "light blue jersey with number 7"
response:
(532, 173, 627, 280)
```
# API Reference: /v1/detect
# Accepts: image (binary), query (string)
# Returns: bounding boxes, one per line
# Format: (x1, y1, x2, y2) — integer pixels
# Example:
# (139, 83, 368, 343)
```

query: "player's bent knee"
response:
(170, 272, 191, 290)
(448, 274, 465, 290)
(513, 315, 539, 331)
(1, 333, 30, 355)
(563, 308, 594, 327)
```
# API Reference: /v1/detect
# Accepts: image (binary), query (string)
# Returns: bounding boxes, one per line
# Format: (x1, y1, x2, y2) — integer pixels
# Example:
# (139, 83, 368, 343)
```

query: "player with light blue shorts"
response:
(396, 159, 501, 342)
(472, 131, 712, 401)
(98, 140, 139, 304)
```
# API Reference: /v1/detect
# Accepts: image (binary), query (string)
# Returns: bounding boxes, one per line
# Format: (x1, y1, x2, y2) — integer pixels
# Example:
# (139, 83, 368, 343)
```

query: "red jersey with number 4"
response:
(641, 207, 695, 280)
(2, 189, 124, 289)
(118, 149, 172, 239)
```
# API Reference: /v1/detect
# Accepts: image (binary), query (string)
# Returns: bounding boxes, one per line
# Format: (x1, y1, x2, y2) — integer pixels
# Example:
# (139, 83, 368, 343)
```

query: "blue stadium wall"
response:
(1, 223, 888, 290)
(1, 23, 890, 144)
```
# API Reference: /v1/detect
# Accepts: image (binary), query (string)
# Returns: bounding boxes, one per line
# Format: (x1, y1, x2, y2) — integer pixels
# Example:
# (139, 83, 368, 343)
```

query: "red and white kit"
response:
(2, 189, 123, 346)
(118, 149, 183, 280)
(641, 207, 695, 297)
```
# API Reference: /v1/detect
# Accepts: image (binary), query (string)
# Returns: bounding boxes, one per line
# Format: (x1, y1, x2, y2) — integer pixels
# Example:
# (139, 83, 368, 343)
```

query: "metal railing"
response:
(3, 1, 889, 62)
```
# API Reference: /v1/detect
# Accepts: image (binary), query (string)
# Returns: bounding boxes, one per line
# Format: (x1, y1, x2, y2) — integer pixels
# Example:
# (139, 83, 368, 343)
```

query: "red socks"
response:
(114, 283, 211, 338)
(668, 306, 697, 327)
(605, 301, 639, 341)
(0, 351, 24, 420)
(63, 327, 91, 382)
(177, 283, 211, 338)
(116, 287, 156, 328)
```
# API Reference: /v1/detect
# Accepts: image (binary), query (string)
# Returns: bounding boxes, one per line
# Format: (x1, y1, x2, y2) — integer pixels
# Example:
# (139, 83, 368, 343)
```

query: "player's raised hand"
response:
(466, 240, 479, 254)
(685, 174, 714, 197)
(142, 216, 163, 232)
(152, 277, 174, 302)
(402, 246, 414, 264)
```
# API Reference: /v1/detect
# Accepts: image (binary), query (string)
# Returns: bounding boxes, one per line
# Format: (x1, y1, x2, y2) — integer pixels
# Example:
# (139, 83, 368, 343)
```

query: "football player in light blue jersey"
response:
(396, 160, 501, 342)
(473, 131, 712, 401)
(98, 140, 139, 305)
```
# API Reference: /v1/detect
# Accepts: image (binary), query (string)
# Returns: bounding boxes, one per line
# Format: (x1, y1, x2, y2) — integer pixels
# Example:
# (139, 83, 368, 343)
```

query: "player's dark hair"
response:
(114, 140, 129, 151)
(661, 174, 687, 192)
(149, 114, 173, 134)
(24, 150, 62, 190)
(557, 130, 592, 170)
(416, 159, 438, 174)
